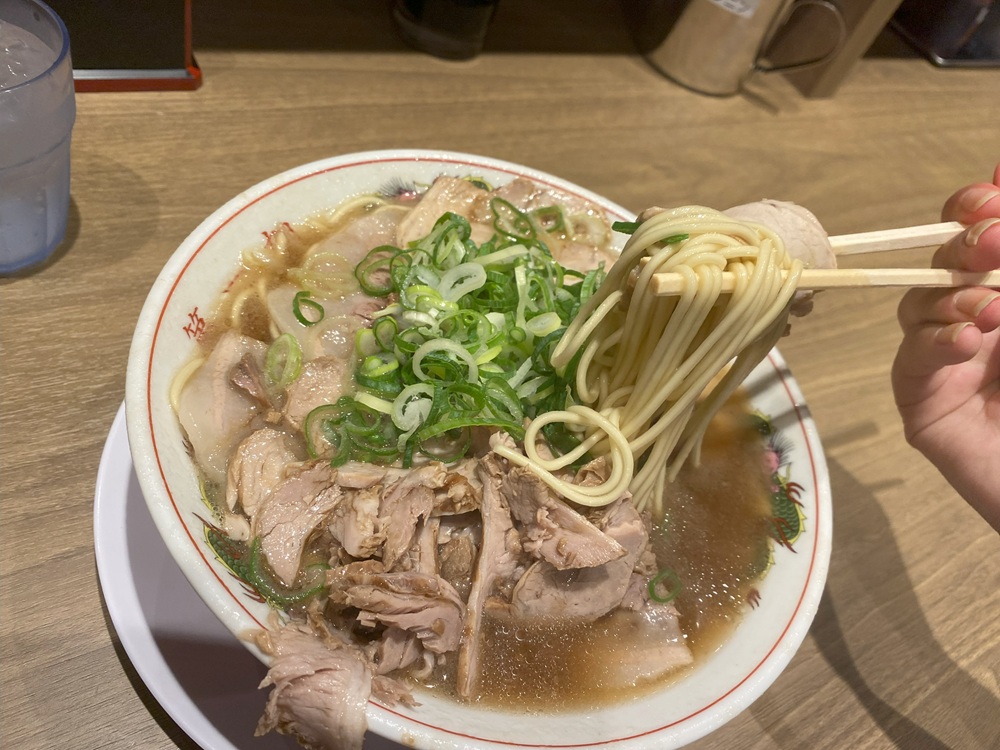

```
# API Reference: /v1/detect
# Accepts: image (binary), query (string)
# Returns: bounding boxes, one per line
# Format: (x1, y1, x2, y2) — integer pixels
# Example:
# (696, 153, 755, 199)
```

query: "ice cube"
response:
(0, 20, 57, 90)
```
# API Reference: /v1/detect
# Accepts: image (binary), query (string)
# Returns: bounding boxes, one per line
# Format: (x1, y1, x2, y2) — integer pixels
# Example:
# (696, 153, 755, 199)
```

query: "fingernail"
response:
(935, 321, 973, 345)
(954, 289, 1000, 317)
(959, 187, 1000, 214)
(964, 217, 1000, 246)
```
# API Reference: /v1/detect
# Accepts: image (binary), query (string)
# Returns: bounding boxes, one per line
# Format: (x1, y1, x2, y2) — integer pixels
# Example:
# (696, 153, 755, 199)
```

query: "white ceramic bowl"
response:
(125, 149, 832, 750)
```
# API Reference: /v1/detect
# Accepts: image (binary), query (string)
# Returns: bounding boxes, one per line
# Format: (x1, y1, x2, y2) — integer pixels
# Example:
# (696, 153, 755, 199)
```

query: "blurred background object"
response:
(638, 0, 847, 97)
(626, 0, 904, 97)
(46, 0, 199, 91)
(891, 0, 1000, 66)
(392, 0, 499, 59)
(45, 0, 998, 97)
(0, 0, 76, 274)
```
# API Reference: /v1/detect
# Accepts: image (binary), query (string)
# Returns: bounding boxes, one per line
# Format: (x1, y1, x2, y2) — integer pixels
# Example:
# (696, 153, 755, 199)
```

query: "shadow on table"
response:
(791, 458, 999, 749)
(102, 621, 204, 750)
(0, 150, 159, 282)
(0, 199, 81, 282)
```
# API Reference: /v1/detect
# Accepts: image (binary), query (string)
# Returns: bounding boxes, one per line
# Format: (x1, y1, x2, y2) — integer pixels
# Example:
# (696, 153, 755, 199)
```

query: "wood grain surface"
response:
(2, 3, 999, 748)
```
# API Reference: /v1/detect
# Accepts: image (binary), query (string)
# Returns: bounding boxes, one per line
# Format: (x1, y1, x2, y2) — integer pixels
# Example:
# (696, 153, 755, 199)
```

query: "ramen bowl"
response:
(124, 149, 832, 750)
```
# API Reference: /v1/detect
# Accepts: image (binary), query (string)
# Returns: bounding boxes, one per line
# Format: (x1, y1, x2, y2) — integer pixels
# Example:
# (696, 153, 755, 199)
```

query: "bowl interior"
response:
(124, 149, 832, 750)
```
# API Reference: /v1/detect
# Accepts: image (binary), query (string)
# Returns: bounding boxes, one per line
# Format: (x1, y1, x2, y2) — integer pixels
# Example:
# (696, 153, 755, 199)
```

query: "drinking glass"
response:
(0, 0, 75, 274)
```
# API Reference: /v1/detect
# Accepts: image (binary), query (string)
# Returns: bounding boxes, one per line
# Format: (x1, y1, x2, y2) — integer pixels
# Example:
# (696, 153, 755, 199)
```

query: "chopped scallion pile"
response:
(303, 199, 606, 467)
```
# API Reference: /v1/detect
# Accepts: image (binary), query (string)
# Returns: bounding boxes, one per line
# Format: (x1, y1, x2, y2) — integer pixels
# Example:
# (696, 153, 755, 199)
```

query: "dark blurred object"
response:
(891, 0, 1000, 66)
(46, 0, 200, 91)
(623, 0, 904, 98)
(634, 0, 846, 97)
(392, 0, 499, 59)
(623, 0, 686, 55)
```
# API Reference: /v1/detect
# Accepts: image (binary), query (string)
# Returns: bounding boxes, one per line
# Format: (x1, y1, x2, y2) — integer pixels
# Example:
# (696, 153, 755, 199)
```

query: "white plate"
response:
(94, 403, 405, 750)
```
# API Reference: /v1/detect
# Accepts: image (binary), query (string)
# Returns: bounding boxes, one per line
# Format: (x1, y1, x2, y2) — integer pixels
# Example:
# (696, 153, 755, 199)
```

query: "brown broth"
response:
(466, 393, 774, 711)
(655, 393, 773, 659)
(471, 610, 680, 710)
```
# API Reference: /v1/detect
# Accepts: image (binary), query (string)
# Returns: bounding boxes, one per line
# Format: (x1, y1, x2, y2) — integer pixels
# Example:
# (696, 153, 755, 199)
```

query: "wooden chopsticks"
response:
(829, 221, 963, 256)
(646, 220, 997, 295)
(650, 267, 1000, 295)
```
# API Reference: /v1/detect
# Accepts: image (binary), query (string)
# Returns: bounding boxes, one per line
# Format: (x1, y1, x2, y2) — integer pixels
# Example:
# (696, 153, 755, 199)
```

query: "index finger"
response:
(941, 163, 1000, 224)
(931, 217, 1000, 271)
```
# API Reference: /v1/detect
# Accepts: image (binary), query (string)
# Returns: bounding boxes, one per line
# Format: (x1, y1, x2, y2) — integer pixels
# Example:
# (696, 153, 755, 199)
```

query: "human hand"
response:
(891, 164, 1000, 531)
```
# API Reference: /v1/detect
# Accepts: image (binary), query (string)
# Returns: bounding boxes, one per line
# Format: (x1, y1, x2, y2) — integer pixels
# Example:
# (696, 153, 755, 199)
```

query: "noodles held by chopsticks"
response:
(494, 206, 803, 513)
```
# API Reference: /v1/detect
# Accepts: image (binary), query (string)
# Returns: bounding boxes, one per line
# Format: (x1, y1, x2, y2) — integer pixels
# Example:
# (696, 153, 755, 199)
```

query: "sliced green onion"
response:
(412, 339, 479, 384)
(611, 220, 641, 234)
(360, 353, 399, 379)
(516, 374, 551, 400)
(514, 265, 529, 332)
(469, 270, 519, 312)
(353, 391, 394, 414)
(392, 384, 434, 432)
(525, 311, 562, 338)
(292, 291, 325, 326)
(531, 205, 567, 234)
(648, 568, 683, 604)
(492, 197, 538, 245)
(355, 245, 400, 296)
(579, 266, 605, 303)
(663, 233, 689, 245)
(417, 428, 473, 463)
(473, 244, 531, 267)
(466, 176, 492, 191)
(402, 283, 441, 309)
(402, 310, 438, 329)
(474, 344, 503, 365)
(206, 530, 327, 609)
(439, 262, 487, 301)
(483, 376, 524, 424)
(337, 189, 618, 467)
(356, 353, 402, 397)
(355, 328, 378, 358)
(303, 402, 347, 459)
(506, 357, 534, 389)
(356, 373, 402, 399)
(372, 316, 398, 351)
(484, 311, 506, 329)
(264, 333, 302, 388)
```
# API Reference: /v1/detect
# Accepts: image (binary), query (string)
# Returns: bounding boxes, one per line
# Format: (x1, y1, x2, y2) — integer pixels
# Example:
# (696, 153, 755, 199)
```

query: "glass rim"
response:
(0, 0, 72, 94)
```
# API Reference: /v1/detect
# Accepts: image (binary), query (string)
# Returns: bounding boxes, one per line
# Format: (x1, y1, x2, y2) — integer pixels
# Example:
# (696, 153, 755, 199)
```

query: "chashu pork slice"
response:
(226, 427, 301, 519)
(501, 464, 627, 570)
(327, 561, 466, 655)
(176, 330, 268, 486)
(395, 175, 618, 272)
(723, 198, 836, 316)
(253, 461, 340, 587)
(723, 198, 835, 272)
(507, 497, 647, 622)
(456, 454, 523, 699)
(251, 619, 373, 750)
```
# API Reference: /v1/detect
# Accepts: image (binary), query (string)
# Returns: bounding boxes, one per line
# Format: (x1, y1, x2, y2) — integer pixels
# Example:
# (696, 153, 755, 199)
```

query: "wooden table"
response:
(3, 3, 1000, 748)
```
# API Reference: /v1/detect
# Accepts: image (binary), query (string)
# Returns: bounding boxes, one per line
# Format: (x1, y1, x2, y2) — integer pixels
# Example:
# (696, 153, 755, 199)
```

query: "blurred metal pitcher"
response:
(644, 0, 847, 96)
